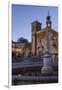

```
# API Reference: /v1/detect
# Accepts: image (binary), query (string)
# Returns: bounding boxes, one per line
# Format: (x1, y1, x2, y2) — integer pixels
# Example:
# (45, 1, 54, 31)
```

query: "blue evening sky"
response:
(12, 4, 58, 42)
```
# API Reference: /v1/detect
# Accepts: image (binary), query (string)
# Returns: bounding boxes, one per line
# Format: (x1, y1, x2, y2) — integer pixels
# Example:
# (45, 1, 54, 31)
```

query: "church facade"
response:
(31, 14, 58, 56)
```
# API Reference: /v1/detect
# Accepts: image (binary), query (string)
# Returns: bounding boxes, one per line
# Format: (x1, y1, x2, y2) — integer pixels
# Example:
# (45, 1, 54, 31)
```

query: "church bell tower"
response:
(31, 21, 41, 55)
(46, 11, 52, 28)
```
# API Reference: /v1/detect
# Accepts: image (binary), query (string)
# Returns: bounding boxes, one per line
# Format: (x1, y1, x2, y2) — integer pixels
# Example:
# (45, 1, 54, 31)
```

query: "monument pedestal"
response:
(41, 49, 53, 75)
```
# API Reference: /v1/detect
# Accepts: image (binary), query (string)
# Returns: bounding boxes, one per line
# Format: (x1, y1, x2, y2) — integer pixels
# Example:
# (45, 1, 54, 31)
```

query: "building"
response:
(12, 40, 31, 57)
(31, 14, 58, 56)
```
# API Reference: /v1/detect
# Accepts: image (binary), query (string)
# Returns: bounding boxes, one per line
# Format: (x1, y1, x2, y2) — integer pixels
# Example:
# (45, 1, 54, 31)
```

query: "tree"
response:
(17, 37, 28, 43)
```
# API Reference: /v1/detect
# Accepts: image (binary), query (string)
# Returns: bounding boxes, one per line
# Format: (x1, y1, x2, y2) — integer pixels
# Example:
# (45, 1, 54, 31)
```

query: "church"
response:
(31, 13, 58, 56)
